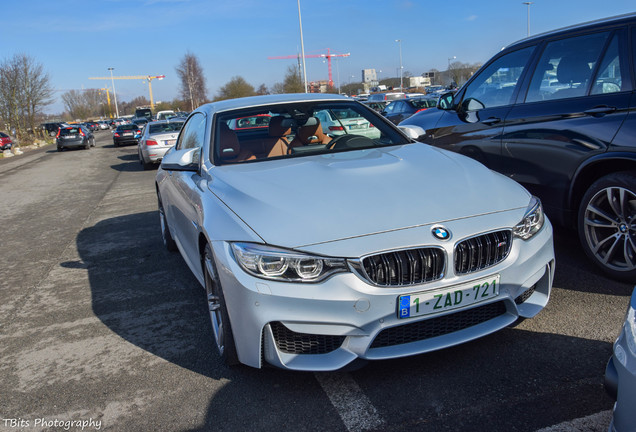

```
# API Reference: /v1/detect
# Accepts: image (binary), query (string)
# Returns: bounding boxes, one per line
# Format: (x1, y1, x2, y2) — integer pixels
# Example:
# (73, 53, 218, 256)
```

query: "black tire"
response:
(57, 146, 63, 152)
(203, 243, 239, 366)
(157, 194, 177, 252)
(578, 171, 636, 281)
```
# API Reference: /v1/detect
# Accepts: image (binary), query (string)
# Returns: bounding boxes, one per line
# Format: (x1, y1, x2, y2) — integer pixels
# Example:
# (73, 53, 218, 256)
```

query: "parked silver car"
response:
(137, 120, 184, 169)
(156, 93, 555, 371)
(605, 286, 636, 432)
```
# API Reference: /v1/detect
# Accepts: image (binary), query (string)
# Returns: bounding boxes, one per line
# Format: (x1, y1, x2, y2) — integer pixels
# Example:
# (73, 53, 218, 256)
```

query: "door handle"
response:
(584, 106, 616, 116)
(481, 117, 501, 125)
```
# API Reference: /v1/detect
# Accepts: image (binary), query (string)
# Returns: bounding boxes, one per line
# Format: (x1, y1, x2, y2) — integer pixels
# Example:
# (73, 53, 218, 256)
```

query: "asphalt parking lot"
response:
(0, 131, 632, 431)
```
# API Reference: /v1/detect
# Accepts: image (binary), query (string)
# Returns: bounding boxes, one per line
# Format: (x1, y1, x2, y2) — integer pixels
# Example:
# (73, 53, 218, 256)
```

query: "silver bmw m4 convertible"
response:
(156, 93, 554, 371)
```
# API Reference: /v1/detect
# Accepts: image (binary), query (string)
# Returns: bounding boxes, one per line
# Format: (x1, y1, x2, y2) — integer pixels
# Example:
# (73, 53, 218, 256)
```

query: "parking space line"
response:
(315, 372, 384, 432)
(534, 410, 611, 432)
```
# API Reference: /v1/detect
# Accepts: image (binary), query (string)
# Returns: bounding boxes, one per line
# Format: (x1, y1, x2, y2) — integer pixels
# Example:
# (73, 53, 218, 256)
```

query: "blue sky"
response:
(1, 0, 634, 114)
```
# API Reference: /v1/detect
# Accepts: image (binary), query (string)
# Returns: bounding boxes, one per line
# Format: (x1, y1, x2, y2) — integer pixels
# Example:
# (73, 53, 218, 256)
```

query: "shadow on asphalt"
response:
(74, 211, 235, 380)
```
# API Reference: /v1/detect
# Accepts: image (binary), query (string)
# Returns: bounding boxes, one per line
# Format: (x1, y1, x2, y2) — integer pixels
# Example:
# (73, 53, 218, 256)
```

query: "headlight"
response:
(513, 196, 545, 240)
(230, 242, 348, 283)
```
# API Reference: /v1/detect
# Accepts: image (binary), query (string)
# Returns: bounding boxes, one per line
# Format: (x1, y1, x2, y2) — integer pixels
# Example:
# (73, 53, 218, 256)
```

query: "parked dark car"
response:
(382, 96, 438, 124)
(56, 125, 95, 151)
(113, 124, 142, 147)
(399, 12, 636, 281)
(362, 100, 389, 112)
(41, 122, 65, 137)
(0, 132, 13, 151)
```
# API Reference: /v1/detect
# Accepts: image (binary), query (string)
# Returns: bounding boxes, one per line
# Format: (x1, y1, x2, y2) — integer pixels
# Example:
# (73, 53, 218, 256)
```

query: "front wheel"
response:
(203, 244, 239, 366)
(578, 171, 636, 281)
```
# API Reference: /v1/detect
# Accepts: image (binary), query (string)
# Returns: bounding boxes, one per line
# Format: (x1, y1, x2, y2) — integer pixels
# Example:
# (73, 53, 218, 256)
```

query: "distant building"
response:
(408, 76, 431, 88)
(362, 69, 378, 85)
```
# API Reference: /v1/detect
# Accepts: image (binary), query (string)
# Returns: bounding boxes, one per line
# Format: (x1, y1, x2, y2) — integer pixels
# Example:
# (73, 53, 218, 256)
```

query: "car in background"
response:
(314, 107, 380, 139)
(367, 92, 406, 103)
(156, 110, 176, 121)
(56, 125, 95, 151)
(97, 121, 110, 130)
(605, 286, 636, 432)
(425, 85, 446, 95)
(134, 108, 152, 121)
(132, 117, 149, 129)
(0, 132, 13, 151)
(137, 119, 184, 169)
(113, 124, 142, 147)
(41, 122, 65, 137)
(227, 114, 271, 130)
(156, 93, 554, 371)
(399, 13, 636, 281)
(362, 100, 389, 113)
(382, 96, 439, 125)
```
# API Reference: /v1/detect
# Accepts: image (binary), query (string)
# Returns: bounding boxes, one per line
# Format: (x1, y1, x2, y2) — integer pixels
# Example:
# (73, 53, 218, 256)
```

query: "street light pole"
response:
(523, 2, 533, 37)
(108, 68, 119, 118)
(297, 0, 308, 93)
(395, 39, 403, 90)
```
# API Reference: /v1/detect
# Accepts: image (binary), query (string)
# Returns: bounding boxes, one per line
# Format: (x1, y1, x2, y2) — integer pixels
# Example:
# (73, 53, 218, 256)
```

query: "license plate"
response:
(398, 275, 500, 319)
(64, 135, 77, 139)
(165, 139, 176, 145)
(348, 124, 365, 130)
(123, 132, 133, 136)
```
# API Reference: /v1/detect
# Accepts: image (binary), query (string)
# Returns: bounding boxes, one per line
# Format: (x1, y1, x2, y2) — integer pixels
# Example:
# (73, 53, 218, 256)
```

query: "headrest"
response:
(218, 122, 240, 160)
(296, 117, 323, 143)
(268, 116, 292, 137)
(557, 56, 591, 84)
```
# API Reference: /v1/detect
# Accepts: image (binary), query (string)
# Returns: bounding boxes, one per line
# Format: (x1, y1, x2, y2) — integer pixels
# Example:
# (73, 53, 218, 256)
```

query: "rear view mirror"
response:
(399, 125, 426, 141)
(160, 147, 200, 172)
(437, 92, 455, 110)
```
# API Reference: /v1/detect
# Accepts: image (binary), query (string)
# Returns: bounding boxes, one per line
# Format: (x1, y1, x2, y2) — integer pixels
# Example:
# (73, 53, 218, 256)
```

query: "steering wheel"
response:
(327, 134, 372, 150)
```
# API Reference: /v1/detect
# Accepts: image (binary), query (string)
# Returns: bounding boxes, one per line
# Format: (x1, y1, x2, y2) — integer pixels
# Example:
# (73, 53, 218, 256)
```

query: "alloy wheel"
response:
(583, 186, 636, 272)
(204, 255, 226, 356)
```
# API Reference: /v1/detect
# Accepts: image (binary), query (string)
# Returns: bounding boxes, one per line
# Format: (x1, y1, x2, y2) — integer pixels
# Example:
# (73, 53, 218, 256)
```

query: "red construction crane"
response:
(268, 48, 350, 87)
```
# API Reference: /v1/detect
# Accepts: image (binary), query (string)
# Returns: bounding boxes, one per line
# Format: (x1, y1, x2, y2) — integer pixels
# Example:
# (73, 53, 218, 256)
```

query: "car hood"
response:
(210, 143, 530, 248)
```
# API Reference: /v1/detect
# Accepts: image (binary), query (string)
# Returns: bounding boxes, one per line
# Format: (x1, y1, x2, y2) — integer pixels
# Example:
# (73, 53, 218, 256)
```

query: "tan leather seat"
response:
(288, 117, 331, 151)
(218, 123, 255, 162)
(265, 116, 291, 158)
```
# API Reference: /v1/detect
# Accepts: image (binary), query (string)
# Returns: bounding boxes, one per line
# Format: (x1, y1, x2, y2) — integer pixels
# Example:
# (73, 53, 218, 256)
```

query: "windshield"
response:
(214, 101, 408, 165)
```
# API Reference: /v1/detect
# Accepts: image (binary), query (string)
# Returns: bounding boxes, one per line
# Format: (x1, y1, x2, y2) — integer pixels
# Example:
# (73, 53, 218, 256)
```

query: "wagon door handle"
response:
(584, 106, 616, 116)
(481, 117, 501, 125)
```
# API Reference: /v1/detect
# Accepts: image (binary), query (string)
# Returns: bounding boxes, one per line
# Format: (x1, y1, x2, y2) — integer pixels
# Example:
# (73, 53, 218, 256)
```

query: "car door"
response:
(385, 100, 405, 124)
(165, 112, 208, 268)
(501, 28, 632, 222)
(424, 45, 537, 169)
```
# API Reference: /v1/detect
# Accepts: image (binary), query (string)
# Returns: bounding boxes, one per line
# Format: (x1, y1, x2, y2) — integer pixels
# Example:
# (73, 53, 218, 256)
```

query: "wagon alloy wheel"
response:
(203, 244, 238, 366)
(580, 173, 636, 281)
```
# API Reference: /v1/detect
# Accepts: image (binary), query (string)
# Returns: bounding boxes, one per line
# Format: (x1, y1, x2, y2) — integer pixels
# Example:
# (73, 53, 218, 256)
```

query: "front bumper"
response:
(212, 218, 555, 371)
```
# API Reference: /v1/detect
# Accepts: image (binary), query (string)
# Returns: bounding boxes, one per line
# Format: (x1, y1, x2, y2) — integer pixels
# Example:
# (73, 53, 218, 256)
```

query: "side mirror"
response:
(160, 147, 200, 172)
(399, 125, 426, 141)
(437, 92, 455, 110)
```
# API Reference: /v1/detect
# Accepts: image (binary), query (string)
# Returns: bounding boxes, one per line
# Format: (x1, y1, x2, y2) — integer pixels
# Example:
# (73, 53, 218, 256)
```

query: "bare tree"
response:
(271, 65, 304, 94)
(0, 54, 53, 140)
(176, 52, 207, 111)
(61, 89, 106, 119)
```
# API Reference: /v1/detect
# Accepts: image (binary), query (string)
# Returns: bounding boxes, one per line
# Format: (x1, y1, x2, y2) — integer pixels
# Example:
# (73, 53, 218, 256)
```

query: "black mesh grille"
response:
(515, 285, 536, 304)
(454, 230, 512, 275)
(361, 247, 445, 287)
(270, 322, 345, 355)
(371, 301, 507, 348)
